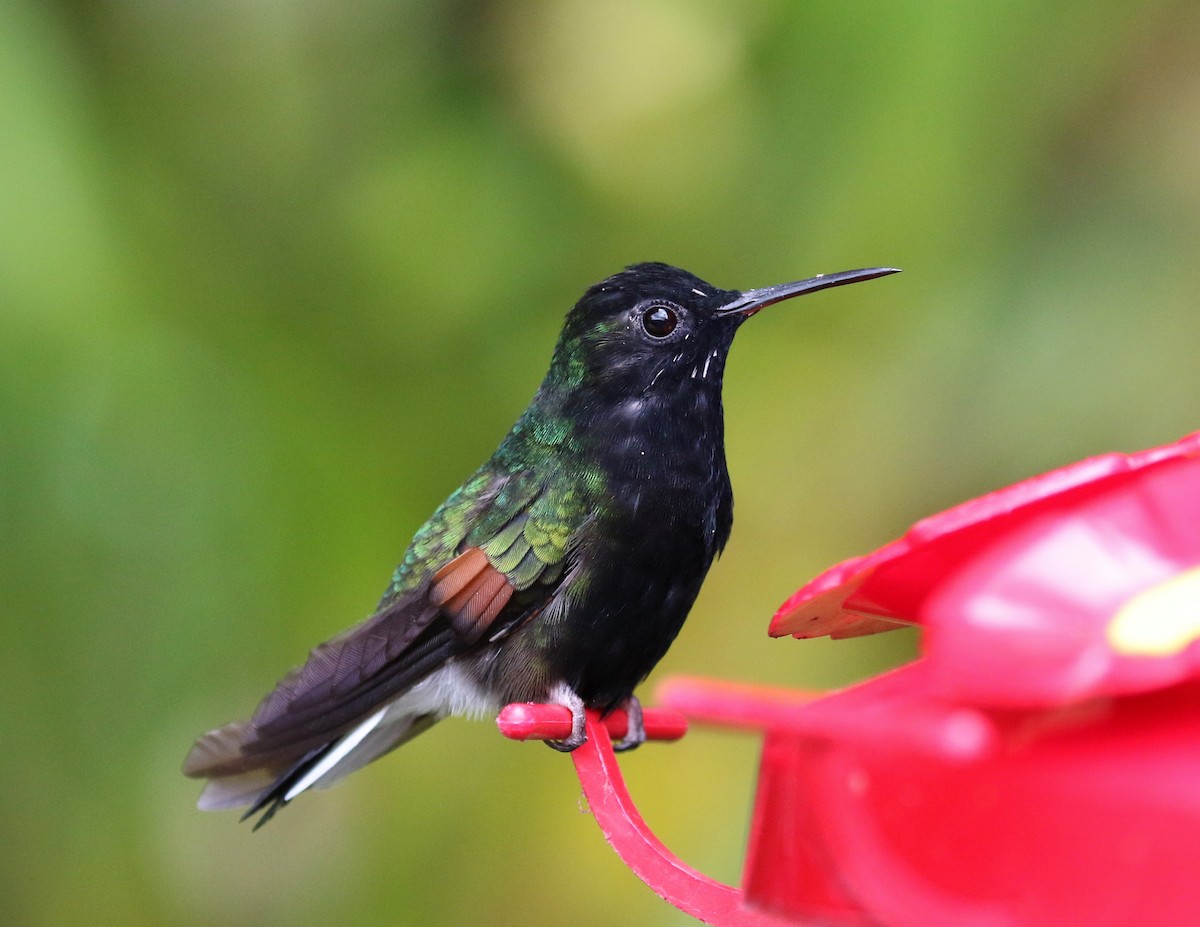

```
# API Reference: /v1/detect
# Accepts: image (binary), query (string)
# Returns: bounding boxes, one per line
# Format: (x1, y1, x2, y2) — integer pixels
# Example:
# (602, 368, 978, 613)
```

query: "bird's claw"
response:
(544, 682, 587, 751)
(544, 731, 586, 752)
(612, 696, 645, 752)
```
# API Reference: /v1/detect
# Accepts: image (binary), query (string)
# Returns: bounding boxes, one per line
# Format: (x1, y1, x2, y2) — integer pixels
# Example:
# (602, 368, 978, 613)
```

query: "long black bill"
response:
(716, 267, 900, 317)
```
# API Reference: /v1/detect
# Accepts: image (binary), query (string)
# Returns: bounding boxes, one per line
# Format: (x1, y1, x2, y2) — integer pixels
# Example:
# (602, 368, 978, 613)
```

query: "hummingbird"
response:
(184, 261, 898, 827)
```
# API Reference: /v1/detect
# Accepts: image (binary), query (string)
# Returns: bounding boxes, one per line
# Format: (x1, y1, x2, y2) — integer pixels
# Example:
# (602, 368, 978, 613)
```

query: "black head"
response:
(546, 262, 898, 399)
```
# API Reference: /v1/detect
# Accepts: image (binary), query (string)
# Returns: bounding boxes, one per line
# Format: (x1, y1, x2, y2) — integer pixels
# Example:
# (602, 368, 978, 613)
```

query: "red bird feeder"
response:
(500, 431, 1200, 927)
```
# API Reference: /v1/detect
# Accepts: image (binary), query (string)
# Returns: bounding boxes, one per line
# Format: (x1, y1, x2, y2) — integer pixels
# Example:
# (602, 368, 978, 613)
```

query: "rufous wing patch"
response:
(431, 547, 516, 643)
(430, 547, 489, 604)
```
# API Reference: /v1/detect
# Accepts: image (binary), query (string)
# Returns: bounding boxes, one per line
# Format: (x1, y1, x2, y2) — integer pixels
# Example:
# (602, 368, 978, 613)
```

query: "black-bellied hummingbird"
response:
(184, 262, 898, 827)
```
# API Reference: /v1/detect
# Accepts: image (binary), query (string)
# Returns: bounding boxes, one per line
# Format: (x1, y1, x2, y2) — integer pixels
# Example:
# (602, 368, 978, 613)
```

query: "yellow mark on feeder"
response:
(1108, 566, 1200, 657)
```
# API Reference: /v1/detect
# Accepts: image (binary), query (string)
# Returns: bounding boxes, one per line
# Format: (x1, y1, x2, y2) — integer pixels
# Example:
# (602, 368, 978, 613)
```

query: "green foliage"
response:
(4, 1, 1200, 924)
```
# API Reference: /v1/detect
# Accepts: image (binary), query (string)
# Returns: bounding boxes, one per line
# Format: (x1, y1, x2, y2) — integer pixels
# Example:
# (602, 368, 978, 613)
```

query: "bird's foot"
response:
(544, 682, 587, 752)
(612, 696, 645, 752)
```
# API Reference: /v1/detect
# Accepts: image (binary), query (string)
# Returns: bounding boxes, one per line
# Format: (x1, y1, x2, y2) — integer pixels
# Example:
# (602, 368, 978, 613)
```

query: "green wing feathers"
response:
(424, 469, 595, 641)
(383, 461, 594, 638)
(475, 481, 585, 589)
(382, 469, 503, 602)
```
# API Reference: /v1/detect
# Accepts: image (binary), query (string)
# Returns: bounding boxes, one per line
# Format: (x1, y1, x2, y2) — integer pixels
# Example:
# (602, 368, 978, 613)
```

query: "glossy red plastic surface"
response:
(662, 666, 1200, 927)
(754, 430, 1200, 925)
(773, 430, 1200, 707)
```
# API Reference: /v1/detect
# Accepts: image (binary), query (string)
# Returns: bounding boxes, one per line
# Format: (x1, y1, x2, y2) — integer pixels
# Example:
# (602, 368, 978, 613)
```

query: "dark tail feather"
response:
(184, 617, 467, 820)
(238, 742, 334, 830)
(239, 708, 443, 828)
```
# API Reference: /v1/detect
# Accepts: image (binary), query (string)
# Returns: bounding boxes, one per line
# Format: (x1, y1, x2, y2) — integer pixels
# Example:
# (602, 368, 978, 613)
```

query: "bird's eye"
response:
(641, 305, 678, 338)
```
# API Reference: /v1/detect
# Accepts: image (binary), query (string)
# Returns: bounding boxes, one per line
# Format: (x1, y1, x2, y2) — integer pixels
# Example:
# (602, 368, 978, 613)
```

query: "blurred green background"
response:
(4, 1, 1200, 924)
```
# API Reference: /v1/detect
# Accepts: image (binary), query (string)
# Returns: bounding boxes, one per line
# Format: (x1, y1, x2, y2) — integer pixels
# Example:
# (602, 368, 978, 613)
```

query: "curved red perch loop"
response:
(497, 704, 796, 927)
